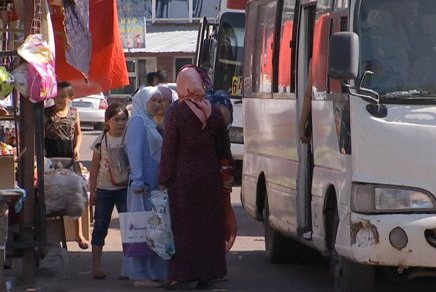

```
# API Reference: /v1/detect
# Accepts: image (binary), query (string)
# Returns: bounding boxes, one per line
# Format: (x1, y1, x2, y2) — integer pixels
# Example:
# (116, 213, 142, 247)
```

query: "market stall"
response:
(0, 0, 129, 287)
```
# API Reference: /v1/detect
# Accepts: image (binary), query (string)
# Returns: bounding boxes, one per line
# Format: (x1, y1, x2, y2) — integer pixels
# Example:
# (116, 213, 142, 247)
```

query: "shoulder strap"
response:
(121, 129, 127, 144)
(99, 132, 106, 158)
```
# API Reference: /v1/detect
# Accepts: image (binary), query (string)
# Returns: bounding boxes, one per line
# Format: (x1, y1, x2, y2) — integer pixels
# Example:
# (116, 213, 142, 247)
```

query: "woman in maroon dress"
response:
(159, 67, 232, 290)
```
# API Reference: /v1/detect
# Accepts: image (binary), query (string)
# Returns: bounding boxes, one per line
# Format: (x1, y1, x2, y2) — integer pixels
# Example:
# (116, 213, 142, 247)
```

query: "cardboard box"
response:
(0, 155, 15, 189)
(46, 202, 91, 246)
(64, 202, 91, 242)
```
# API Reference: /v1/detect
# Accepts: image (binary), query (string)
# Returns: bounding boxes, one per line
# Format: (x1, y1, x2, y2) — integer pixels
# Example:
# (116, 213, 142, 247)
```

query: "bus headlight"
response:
(351, 184, 435, 213)
(229, 126, 244, 144)
(375, 188, 434, 210)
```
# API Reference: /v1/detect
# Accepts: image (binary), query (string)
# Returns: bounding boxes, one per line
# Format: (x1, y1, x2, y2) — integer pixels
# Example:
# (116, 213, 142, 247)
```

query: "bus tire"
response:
(331, 210, 375, 292)
(263, 195, 298, 263)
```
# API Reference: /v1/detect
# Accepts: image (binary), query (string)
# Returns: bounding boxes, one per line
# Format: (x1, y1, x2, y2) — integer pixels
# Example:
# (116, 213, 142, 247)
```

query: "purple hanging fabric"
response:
(64, 0, 91, 78)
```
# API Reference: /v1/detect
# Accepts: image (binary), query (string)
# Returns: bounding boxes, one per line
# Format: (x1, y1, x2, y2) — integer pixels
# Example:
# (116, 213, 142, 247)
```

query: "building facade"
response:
(111, 0, 221, 98)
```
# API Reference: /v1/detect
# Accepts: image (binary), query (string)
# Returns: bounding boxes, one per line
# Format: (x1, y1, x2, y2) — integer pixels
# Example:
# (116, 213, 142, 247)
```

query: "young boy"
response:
(44, 81, 89, 249)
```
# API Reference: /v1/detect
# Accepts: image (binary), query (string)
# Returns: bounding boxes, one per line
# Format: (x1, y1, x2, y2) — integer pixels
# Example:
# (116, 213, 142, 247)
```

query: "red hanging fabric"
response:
(51, 0, 129, 97)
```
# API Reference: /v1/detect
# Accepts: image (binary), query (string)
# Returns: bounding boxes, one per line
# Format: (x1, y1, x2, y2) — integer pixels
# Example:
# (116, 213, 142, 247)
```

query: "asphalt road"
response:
(7, 128, 436, 291)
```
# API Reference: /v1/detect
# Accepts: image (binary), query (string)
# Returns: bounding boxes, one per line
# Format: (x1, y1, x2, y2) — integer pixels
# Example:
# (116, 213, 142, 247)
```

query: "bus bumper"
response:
(336, 212, 436, 268)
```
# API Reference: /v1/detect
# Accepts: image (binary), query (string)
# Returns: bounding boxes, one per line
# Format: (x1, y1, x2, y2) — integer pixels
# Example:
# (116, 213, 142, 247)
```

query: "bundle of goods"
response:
(0, 141, 14, 155)
(44, 167, 87, 218)
(0, 126, 17, 147)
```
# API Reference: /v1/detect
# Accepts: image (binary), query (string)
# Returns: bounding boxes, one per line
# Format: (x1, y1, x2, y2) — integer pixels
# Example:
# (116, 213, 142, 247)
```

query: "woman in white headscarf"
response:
(122, 86, 168, 287)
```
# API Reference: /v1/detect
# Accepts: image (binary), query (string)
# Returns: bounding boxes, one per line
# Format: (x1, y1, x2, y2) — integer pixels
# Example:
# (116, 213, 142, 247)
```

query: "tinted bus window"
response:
(252, 1, 277, 94)
(214, 12, 246, 97)
(278, 0, 296, 94)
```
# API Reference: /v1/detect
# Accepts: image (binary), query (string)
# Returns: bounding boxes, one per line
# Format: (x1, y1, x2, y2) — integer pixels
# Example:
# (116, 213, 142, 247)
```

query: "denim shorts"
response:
(91, 188, 127, 246)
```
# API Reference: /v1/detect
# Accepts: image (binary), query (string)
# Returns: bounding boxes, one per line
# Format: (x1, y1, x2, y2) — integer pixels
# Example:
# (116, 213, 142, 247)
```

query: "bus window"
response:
(252, 1, 277, 94)
(214, 12, 245, 97)
(278, 0, 296, 94)
(311, 12, 331, 92)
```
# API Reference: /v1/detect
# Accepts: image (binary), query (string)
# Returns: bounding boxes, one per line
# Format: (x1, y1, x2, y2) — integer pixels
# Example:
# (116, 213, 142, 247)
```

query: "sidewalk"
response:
(6, 210, 141, 292)
(5, 188, 264, 292)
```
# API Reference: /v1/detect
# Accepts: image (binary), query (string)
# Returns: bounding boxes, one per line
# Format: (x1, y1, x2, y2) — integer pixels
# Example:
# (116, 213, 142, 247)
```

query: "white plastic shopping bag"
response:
(119, 195, 154, 257)
(145, 190, 175, 260)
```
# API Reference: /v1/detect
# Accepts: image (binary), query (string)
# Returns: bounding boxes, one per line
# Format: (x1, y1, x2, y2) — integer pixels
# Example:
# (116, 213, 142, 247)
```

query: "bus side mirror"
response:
(328, 32, 359, 80)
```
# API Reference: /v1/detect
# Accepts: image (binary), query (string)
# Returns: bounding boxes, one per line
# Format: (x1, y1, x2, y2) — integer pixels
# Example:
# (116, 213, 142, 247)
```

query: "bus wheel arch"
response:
(324, 185, 337, 253)
(255, 172, 266, 220)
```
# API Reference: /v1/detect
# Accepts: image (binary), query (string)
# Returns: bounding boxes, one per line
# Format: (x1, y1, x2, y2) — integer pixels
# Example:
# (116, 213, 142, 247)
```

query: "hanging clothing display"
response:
(63, 0, 91, 78)
(51, 0, 129, 97)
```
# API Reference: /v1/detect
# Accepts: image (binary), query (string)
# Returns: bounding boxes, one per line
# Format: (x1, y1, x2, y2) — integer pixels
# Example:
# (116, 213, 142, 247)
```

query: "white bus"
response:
(195, 0, 248, 163)
(241, 0, 436, 291)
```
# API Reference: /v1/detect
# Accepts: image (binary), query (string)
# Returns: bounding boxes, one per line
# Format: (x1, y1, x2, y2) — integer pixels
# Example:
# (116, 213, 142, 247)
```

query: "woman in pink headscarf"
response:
(159, 67, 232, 290)
(176, 66, 212, 128)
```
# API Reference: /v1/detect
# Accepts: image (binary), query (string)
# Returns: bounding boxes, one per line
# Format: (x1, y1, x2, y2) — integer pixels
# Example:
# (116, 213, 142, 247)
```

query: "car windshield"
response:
(358, 0, 436, 98)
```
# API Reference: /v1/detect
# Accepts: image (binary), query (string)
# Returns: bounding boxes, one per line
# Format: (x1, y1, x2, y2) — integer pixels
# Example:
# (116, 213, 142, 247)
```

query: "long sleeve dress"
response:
(159, 102, 232, 282)
(122, 116, 168, 281)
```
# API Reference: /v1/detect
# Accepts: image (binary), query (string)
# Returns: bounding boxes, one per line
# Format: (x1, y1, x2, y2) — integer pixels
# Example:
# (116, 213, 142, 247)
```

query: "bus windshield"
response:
(214, 12, 245, 98)
(358, 0, 436, 98)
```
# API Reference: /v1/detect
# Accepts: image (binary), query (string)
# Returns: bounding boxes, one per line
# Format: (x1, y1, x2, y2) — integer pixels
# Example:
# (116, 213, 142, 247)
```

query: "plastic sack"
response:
(44, 168, 87, 217)
(0, 66, 14, 99)
(145, 190, 175, 260)
(11, 63, 29, 98)
(119, 195, 154, 257)
(17, 34, 57, 102)
(119, 210, 155, 257)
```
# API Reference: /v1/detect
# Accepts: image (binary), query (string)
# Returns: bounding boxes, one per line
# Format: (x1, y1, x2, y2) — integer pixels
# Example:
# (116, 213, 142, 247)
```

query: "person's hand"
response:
(133, 188, 145, 194)
(133, 184, 150, 195)
(90, 190, 97, 206)
(223, 177, 234, 189)
(73, 147, 80, 161)
(299, 126, 310, 144)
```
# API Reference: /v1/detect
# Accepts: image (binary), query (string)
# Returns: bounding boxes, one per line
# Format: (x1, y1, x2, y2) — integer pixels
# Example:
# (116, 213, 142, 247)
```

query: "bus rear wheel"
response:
(263, 195, 298, 263)
(330, 210, 375, 292)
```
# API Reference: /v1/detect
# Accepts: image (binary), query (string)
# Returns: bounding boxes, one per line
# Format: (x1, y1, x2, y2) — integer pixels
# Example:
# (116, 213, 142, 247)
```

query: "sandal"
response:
(93, 274, 106, 280)
(165, 281, 191, 290)
(93, 268, 107, 279)
(133, 280, 164, 288)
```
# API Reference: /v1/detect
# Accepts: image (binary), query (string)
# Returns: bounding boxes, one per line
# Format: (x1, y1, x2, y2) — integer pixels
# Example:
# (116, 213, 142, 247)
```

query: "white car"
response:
(71, 93, 108, 130)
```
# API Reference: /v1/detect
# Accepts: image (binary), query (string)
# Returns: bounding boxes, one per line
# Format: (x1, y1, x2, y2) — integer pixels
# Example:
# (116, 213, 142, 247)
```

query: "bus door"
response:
(295, 3, 315, 239)
(195, 17, 218, 71)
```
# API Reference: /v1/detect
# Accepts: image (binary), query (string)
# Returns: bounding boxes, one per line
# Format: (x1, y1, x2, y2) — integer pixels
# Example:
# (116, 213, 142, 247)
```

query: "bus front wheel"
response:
(263, 195, 298, 263)
(331, 211, 375, 292)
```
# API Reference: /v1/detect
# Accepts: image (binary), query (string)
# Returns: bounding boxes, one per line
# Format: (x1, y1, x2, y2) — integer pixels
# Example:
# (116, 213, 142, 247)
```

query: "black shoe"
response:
(196, 280, 212, 290)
